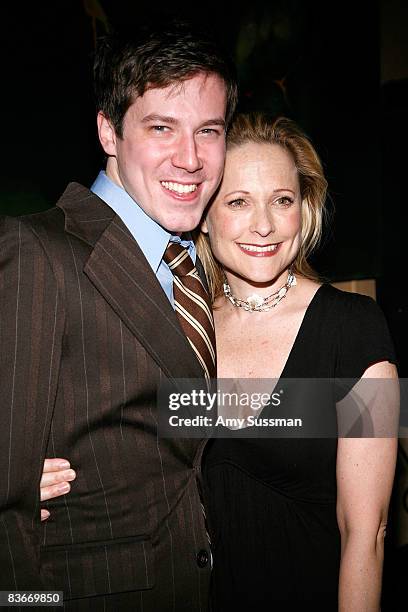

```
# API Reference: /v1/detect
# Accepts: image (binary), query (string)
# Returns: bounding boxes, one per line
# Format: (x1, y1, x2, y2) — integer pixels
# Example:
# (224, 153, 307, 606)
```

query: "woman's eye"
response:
(227, 199, 246, 208)
(275, 196, 293, 207)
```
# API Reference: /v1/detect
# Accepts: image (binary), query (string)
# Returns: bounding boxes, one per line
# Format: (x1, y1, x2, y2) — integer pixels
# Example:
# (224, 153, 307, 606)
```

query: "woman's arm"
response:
(336, 361, 398, 611)
(39, 459, 76, 521)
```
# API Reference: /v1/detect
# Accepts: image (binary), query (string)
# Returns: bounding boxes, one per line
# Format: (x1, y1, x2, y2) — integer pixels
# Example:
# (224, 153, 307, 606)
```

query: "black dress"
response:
(203, 285, 397, 611)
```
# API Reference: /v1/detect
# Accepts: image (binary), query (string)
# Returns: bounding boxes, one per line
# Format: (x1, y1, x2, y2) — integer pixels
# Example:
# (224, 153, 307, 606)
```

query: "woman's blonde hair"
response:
(196, 112, 328, 302)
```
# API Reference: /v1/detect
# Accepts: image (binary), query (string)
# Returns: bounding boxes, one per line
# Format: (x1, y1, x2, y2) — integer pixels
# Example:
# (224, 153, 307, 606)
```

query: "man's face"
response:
(98, 72, 227, 233)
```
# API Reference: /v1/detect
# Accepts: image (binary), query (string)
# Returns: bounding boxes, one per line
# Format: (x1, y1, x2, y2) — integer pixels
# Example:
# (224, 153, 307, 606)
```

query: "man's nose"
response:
(171, 134, 203, 172)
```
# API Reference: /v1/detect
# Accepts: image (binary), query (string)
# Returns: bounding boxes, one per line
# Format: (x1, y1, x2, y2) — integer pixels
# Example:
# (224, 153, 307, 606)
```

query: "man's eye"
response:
(199, 128, 220, 136)
(151, 125, 170, 133)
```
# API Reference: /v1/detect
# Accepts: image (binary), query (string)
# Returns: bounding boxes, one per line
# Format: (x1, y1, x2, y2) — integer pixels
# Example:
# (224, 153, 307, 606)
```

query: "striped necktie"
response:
(164, 242, 216, 381)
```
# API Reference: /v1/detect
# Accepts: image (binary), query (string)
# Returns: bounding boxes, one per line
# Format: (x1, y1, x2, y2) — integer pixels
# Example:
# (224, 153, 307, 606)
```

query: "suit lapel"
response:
(57, 183, 204, 381)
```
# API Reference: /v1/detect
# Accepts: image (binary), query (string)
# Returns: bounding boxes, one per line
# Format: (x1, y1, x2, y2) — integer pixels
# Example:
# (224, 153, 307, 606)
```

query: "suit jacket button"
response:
(196, 549, 209, 568)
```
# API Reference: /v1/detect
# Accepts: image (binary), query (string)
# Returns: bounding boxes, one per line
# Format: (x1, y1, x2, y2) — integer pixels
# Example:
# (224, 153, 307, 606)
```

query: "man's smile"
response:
(160, 181, 199, 194)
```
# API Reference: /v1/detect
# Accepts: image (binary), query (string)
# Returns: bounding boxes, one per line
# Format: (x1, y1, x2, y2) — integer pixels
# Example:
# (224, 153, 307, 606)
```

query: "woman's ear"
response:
(201, 218, 209, 234)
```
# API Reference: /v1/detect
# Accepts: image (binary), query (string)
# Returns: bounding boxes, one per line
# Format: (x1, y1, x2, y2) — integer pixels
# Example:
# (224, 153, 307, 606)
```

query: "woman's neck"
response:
(223, 268, 292, 301)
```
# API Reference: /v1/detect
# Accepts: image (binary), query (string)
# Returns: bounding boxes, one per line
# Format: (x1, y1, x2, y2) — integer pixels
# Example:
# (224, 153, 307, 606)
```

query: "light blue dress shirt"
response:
(90, 171, 196, 306)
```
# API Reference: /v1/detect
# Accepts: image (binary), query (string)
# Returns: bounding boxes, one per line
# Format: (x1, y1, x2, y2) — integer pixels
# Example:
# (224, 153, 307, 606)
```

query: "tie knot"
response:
(164, 241, 195, 277)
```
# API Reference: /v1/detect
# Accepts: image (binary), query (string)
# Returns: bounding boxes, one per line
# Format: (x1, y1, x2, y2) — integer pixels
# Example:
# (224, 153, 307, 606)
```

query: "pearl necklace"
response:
(223, 269, 296, 312)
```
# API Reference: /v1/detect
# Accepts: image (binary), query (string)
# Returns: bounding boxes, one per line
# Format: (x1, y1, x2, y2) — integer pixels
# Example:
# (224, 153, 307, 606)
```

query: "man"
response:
(0, 20, 237, 610)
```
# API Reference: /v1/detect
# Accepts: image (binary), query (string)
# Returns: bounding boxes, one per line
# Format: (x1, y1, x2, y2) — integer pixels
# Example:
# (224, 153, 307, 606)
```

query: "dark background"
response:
(1, 1, 408, 609)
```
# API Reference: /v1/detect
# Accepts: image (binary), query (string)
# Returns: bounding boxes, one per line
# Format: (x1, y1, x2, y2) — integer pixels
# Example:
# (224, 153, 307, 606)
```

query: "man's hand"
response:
(40, 459, 76, 521)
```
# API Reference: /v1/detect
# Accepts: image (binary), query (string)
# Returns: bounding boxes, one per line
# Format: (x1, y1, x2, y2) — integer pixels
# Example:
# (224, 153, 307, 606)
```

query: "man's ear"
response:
(201, 218, 209, 234)
(97, 112, 117, 156)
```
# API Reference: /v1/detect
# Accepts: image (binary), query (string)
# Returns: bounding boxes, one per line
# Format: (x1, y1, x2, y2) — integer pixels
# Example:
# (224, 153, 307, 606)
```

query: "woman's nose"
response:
(250, 206, 275, 236)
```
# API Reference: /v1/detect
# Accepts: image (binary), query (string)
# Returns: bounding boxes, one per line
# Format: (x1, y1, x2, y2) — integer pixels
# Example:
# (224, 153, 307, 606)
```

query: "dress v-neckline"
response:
(275, 283, 325, 381)
(243, 284, 327, 423)
(217, 284, 327, 431)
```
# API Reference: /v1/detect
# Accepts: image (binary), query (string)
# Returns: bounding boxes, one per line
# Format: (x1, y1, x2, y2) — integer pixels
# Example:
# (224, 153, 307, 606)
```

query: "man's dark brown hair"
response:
(94, 19, 238, 137)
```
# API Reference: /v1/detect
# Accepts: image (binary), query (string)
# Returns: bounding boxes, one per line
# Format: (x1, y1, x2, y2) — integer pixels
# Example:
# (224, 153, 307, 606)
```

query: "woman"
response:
(41, 113, 398, 610)
(196, 113, 398, 611)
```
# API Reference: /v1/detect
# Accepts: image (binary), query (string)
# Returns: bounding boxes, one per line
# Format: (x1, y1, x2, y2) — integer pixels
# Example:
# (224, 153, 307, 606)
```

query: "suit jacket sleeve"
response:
(0, 216, 65, 589)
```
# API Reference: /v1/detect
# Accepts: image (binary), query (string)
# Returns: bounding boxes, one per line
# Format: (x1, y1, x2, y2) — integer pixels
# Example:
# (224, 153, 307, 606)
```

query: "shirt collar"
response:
(90, 171, 184, 273)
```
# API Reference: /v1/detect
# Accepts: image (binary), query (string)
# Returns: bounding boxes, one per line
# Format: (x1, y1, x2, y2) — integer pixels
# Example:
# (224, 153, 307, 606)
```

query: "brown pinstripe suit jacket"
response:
(0, 183, 211, 611)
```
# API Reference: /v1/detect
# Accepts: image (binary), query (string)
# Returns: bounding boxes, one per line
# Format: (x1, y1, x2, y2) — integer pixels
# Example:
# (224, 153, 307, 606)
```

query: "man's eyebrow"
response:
(142, 114, 179, 124)
(198, 118, 226, 129)
(141, 114, 226, 129)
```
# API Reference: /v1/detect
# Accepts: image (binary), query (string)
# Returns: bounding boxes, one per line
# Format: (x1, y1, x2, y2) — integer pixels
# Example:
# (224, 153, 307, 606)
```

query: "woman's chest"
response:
(215, 315, 303, 379)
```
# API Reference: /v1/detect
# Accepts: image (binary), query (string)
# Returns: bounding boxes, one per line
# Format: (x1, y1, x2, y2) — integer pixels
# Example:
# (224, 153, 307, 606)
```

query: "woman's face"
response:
(201, 142, 302, 289)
